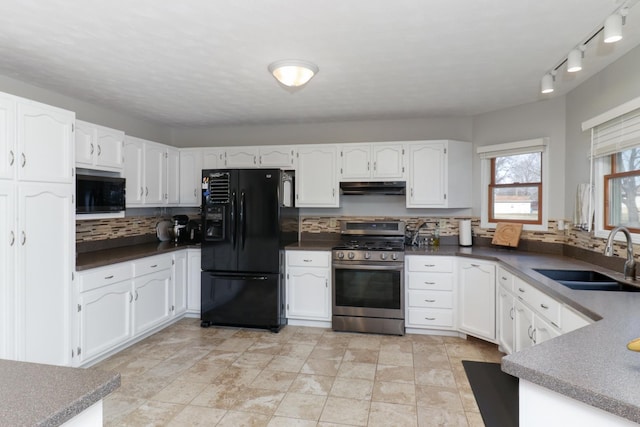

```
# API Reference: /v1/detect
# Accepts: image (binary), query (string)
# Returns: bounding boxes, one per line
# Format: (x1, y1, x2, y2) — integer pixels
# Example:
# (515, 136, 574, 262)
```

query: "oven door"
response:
(332, 262, 404, 319)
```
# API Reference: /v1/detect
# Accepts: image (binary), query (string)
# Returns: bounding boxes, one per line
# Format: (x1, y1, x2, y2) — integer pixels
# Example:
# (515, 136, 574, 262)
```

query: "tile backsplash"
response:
(76, 216, 168, 242)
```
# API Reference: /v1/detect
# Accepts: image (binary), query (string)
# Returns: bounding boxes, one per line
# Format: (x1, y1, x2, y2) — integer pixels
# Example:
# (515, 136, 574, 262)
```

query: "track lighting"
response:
(604, 13, 623, 43)
(567, 48, 583, 73)
(541, 73, 554, 94)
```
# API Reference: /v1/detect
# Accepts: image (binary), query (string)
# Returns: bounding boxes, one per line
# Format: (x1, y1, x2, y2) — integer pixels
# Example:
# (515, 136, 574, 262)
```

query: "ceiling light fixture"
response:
(604, 13, 623, 43)
(567, 48, 583, 72)
(541, 73, 555, 94)
(268, 60, 318, 88)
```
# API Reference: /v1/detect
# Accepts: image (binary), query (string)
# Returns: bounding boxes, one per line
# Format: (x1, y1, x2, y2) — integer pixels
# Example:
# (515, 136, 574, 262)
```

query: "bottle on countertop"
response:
(433, 225, 440, 247)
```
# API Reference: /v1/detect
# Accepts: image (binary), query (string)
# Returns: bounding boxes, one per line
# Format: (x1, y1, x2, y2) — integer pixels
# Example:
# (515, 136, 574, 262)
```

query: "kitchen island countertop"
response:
(0, 359, 119, 426)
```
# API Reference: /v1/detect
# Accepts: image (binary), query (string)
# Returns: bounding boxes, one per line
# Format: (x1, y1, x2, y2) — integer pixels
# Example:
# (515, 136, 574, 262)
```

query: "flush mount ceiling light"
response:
(268, 60, 319, 88)
(541, 73, 555, 94)
(567, 48, 583, 73)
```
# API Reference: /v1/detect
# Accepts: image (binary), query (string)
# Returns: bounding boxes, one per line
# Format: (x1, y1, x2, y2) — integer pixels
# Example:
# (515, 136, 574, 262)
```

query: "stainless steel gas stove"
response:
(332, 221, 405, 335)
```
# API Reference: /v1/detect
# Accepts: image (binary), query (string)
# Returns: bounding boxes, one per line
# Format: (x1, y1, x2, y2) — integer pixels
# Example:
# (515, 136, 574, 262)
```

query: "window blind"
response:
(590, 107, 640, 158)
(477, 138, 547, 159)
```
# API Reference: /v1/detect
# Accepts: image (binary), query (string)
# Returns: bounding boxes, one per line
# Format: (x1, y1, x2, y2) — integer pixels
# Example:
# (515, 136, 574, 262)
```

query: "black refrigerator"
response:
(200, 169, 298, 332)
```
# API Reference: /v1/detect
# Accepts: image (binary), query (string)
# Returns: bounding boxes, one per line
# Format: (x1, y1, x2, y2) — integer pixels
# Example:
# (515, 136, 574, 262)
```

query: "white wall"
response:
(471, 96, 567, 219)
(0, 74, 171, 143)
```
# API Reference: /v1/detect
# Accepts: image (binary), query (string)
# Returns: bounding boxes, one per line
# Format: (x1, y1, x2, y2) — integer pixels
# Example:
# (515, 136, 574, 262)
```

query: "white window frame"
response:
(478, 138, 549, 231)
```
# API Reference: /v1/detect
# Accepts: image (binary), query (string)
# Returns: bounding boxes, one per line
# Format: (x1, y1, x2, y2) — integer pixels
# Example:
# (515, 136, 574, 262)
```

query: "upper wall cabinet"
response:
(258, 146, 296, 169)
(340, 143, 405, 181)
(224, 147, 258, 168)
(124, 136, 177, 207)
(0, 94, 16, 181)
(179, 148, 203, 207)
(295, 145, 339, 208)
(406, 140, 472, 208)
(75, 120, 124, 173)
(202, 148, 223, 169)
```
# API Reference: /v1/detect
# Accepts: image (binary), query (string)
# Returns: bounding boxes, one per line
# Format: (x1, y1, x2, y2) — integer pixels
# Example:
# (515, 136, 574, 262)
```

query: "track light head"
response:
(567, 48, 583, 73)
(541, 73, 555, 94)
(604, 13, 623, 43)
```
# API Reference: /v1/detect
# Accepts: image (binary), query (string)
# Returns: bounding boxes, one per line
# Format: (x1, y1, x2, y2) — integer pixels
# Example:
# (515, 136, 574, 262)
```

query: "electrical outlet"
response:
(329, 218, 337, 228)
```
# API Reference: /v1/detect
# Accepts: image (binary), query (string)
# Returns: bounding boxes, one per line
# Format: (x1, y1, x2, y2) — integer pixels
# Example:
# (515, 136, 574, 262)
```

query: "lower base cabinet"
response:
(132, 269, 171, 336)
(187, 249, 201, 315)
(458, 259, 496, 342)
(285, 251, 331, 324)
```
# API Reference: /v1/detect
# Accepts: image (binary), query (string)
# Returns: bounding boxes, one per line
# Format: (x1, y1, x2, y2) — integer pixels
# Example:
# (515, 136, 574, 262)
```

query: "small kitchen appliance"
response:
(332, 220, 406, 335)
(172, 215, 189, 243)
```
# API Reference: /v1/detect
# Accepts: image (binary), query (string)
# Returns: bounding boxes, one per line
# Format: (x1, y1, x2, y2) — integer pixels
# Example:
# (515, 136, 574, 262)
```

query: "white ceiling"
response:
(0, 1, 638, 127)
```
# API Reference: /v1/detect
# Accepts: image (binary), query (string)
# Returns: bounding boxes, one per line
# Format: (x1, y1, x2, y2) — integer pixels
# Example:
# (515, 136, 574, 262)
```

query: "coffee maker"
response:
(172, 215, 189, 243)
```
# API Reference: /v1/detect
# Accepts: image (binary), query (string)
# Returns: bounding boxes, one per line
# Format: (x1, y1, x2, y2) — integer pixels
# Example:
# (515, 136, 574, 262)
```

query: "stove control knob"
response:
(391, 253, 398, 260)
(337, 252, 344, 259)
(348, 252, 355, 260)
(380, 252, 388, 260)
(364, 252, 371, 259)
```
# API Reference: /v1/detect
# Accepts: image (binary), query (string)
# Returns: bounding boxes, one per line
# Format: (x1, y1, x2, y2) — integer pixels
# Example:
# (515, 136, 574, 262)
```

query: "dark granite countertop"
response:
(76, 241, 199, 271)
(0, 360, 119, 426)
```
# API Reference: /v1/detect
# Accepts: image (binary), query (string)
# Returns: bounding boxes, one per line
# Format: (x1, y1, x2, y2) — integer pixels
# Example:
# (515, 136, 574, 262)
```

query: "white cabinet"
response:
(562, 305, 591, 333)
(0, 93, 75, 366)
(172, 251, 187, 316)
(458, 259, 496, 342)
(202, 148, 223, 169)
(285, 251, 331, 324)
(514, 299, 535, 352)
(133, 269, 171, 335)
(179, 149, 203, 206)
(406, 140, 472, 208)
(124, 136, 177, 207)
(405, 256, 456, 331)
(295, 145, 339, 207)
(258, 145, 296, 169)
(498, 284, 515, 354)
(75, 120, 124, 172)
(187, 249, 201, 315)
(224, 147, 258, 168)
(340, 143, 404, 181)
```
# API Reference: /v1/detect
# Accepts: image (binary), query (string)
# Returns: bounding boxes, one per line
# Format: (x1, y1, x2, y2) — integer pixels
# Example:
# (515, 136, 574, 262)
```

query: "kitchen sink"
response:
(533, 269, 640, 292)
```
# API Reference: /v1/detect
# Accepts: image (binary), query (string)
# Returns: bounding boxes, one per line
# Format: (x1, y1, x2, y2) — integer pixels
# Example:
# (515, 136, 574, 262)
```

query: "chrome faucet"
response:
(604, 226, 637, 280)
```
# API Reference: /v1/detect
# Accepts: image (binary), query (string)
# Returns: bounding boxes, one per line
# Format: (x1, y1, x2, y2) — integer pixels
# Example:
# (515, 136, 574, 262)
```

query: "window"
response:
(604, 148, 640, 232)
(489, 152, 542, 224)
(478, 138, 548, 230)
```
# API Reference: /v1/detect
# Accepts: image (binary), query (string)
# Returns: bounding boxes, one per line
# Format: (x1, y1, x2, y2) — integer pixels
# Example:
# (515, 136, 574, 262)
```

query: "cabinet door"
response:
(0, 93, 16, 180)
(179, 150, 203, 206)
(225, 147, 258, 168)
(74, 120, 95, 168)
(17, 182, 74, 366)
(187, 249, 201, 314)
(498, 287, 515, 355)
(286, 267, 330, 320)
(533, 315, 561, 346)
(259, 146, 295, 168)
(202, 148, 223, 169)
(133, 269, 171, 335)
(95, 125, 124, 171)
(172, 251, 188, 316)
(124, 137, 144, 206)
(16, 100, 74, 183)
(514, 300, 534, 352)
(166, 146, 180, 205)
(406, 142, 446, 207)
(0, 182, 16, 359)
(340, 145, 371, 180)
(372, 144, 404, 179)
(295, 145, 338, 207)
(458, 260, 496, 342)
(143, 142, 166, 205)
(78, 281, 133, 363)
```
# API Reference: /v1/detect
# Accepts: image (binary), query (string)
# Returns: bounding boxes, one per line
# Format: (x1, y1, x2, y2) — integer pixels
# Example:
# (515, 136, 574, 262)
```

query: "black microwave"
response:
(76, 174, 126, 214)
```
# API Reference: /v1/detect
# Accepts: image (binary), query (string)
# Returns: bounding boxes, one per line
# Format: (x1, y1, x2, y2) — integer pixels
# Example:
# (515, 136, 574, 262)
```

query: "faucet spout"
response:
(604, 226, 637, 280)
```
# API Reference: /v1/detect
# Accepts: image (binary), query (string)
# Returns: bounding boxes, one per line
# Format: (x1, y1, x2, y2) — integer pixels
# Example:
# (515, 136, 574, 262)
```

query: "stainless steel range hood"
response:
(339, 181, 406, 195)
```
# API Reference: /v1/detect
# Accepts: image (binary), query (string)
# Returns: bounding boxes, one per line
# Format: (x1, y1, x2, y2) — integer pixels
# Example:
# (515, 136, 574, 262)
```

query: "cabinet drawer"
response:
(407, 256, 453, 272)
(407, 272, 453, 291)
(133, 255, 172, 276)
(408, 308, 454, 328)
(79, 263, 133, 293)
(497, 266, 514, 291)
(286, 251, 330, 268)
(408, 290, 453, 309)
(514, 278, 561, 327)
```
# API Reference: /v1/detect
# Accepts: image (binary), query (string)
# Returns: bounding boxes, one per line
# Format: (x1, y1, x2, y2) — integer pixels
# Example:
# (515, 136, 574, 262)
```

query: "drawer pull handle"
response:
(501, 276, 507, 281)
(471, 264, 480, 267)
(425, 317, 436, 320)
(551, 321, 558, 328)
(425, 299, 436, 303)
(104, 275, 114, 280)
(509, 307, 514, 320)
(424, 281, 436, 285)
(150, 264, 158, 268)
(540, 303, 549, 310)
(424, 264, 435, 267)
(518, 288, 525, 293)
(303, 259, 312, 262)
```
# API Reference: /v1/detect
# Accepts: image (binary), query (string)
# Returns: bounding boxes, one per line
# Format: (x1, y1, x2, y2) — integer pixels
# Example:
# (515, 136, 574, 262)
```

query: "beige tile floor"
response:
(94, 318, 504, 426)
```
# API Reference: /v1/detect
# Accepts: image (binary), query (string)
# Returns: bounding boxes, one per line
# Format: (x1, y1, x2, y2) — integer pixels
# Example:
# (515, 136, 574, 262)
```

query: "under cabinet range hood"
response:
(339, 181, 406, 195)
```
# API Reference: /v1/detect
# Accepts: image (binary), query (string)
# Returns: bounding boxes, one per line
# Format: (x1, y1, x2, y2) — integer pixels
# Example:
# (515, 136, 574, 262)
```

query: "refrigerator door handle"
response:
(230, 191, 237, 249)
(240, 190, 246, 249)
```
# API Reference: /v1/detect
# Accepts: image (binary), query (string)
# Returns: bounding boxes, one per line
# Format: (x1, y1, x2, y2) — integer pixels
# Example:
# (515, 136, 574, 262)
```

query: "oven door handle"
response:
(332, 262, 404, 271)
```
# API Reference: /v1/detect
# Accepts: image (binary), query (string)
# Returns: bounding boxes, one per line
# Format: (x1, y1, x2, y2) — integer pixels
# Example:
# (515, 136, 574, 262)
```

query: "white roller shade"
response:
(477, 138, 547, 159)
